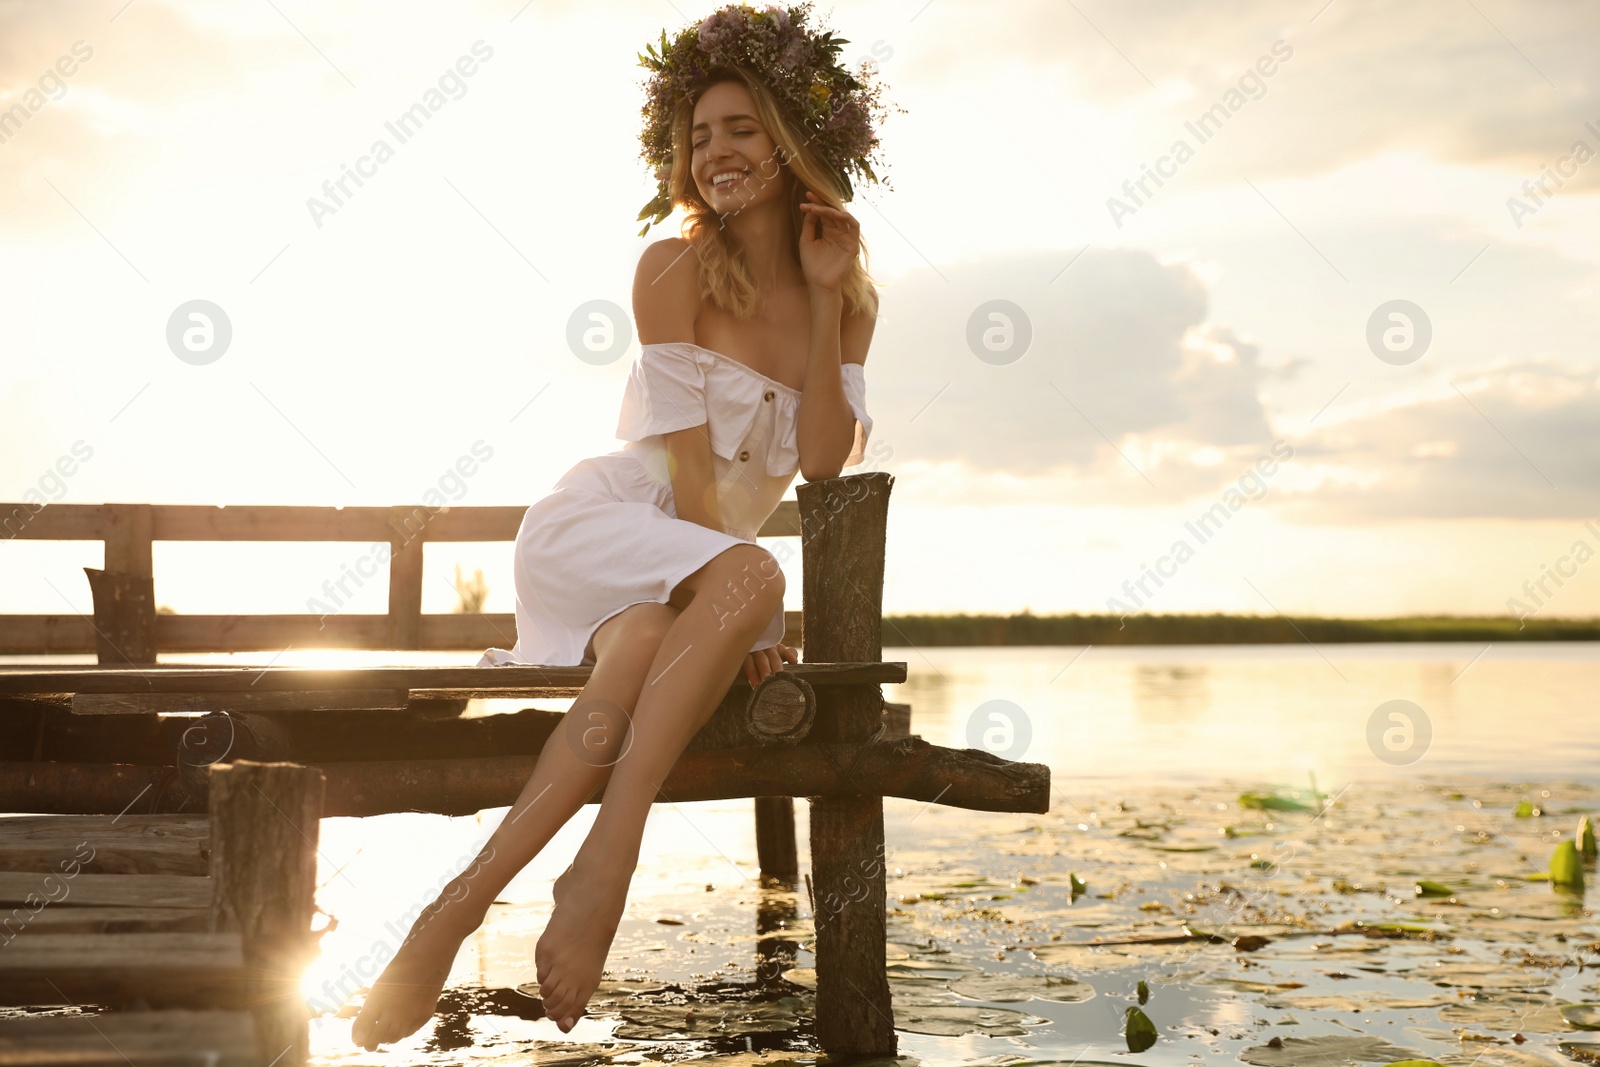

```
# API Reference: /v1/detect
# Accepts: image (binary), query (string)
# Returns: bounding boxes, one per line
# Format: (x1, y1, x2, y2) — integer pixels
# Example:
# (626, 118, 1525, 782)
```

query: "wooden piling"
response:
(797, 471, 896, 1056)
(208, 760, 324, 1067)
(754, 796, 798, 885)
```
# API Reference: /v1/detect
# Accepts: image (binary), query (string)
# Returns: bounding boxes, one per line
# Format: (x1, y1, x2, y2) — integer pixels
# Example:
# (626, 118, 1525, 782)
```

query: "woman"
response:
(351, 3, 893, 1049)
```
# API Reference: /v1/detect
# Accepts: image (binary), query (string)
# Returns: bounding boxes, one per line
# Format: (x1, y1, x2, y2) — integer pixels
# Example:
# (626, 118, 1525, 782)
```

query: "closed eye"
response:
(693, 129, 755, 150)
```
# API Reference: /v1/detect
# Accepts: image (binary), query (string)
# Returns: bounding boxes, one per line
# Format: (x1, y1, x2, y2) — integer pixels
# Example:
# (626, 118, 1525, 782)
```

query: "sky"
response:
(2, 0, 1599, 624)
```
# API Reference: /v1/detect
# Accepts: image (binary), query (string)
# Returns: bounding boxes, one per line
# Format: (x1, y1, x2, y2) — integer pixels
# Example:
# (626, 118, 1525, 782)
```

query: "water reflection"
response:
(1131, 663, 1210, 726)
(887, 642, 1600, 786)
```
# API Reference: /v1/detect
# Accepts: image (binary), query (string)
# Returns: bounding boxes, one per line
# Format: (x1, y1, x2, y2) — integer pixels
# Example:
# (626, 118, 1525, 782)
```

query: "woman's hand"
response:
(797, 190, 860, 293)
(743, 641, 800, 687)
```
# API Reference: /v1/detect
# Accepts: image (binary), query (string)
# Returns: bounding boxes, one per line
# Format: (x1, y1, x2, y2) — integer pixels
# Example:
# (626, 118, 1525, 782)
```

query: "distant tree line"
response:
(880, 612, 1600, 646)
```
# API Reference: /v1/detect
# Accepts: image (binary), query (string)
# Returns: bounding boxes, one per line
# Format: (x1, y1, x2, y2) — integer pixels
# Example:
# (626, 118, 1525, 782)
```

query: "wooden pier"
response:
(1, 472, 1051, 1057)
(0, 761, 323, 1065)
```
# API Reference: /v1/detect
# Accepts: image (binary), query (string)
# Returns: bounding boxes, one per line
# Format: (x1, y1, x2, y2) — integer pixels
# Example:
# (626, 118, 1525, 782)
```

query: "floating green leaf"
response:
(1514, 799, 1536, 817)
(1579, 814, 1597, 865)
(1239, 790, 1319, 813)
(1413, 880, 1453, 897)
(1551, 840, 1585, 890)
(1562, 1003, 1600, 1030)
(1068, 872, 1087, 902)
(1136, 979, 1149, 1004)
(1123, 1005, 1157, 1053)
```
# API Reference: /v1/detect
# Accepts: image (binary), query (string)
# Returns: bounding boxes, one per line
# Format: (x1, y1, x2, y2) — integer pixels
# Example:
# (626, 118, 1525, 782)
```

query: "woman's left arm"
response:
(797, 191, 874, 481)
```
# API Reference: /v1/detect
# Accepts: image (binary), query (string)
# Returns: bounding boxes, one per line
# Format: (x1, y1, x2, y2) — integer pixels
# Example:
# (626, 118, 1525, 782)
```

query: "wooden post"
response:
(754, 796, 798, 885)
(796, 471, 895, 1055)
(84, 502, 157, 665)
(209, 760, 324, 1067)
(387, 506, 427, 649)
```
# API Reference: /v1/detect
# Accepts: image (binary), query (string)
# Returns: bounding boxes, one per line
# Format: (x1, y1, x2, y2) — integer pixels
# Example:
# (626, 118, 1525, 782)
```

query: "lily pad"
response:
(1414, 880, 1454, 897)
(779, 967, 815, 990)
(1435, 992, 1565, 1030)
(1123, 1005, 1157, 1053)
(1239, 790, 1320, 813)
(1560, 1041, 1600, 1064)
(889, 993, 1044, 1037)
(1562, 1004, 1600, 1030)
(1239, 1035, 1424, 1066)
(1416, 961, 1558, 990)
(610, 998, 805, 1040)
(947, 972, 1095, 1004)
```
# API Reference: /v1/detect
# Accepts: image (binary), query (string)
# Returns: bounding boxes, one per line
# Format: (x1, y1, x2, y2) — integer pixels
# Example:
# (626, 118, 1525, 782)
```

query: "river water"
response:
(284, 642, 1600, 1065)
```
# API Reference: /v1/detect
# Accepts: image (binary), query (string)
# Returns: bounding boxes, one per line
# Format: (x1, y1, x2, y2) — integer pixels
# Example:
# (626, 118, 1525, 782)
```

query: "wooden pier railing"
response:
(0, 500, 808, 660)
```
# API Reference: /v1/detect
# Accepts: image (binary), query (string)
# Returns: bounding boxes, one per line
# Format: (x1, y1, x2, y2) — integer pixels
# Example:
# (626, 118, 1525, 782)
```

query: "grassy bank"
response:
(880, 611, 1600, 645)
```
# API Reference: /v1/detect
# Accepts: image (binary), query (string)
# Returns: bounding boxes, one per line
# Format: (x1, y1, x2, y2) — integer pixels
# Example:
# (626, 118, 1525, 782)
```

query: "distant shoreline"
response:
(880, 612, 1600, 645)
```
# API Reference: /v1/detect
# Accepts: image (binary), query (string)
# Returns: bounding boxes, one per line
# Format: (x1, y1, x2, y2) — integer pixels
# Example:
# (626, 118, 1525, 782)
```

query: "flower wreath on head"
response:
(635, 1, 902, 237)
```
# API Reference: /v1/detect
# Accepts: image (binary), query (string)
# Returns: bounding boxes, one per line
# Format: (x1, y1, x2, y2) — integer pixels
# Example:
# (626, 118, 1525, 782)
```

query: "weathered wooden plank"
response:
(1, 905, 210, 935)
(0, 616, 97, 653)
(0, 871, 210, 908)
(0, 608, 804, 656)
(0, 1009, 258, 1066)
(0, 502, 108, 541)
(0, 660, 906, 696)
(0, 500, 800, 542)
(0, 815, 208, 876)
(72, 689, 410, 715)
(0, 740, 1050, 817)
(310, 740, 1048, 817)
(0, 932, 249, 1008)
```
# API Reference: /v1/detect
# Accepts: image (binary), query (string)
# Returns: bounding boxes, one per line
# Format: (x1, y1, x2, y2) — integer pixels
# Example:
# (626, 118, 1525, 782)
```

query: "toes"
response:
(351, 1006, 378, 1046)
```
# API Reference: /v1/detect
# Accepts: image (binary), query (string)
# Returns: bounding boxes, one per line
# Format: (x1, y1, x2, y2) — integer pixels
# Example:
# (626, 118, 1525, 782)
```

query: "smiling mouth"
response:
(710, 171, 750, 192)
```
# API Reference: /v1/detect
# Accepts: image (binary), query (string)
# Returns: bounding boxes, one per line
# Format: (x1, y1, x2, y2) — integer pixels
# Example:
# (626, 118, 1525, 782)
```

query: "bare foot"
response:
(349, 902, 475, 1050)
(535, 858, 632, 1031)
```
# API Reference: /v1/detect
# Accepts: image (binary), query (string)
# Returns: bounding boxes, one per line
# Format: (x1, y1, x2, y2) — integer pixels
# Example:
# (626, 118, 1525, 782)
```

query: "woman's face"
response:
(690, 80, 787, 214)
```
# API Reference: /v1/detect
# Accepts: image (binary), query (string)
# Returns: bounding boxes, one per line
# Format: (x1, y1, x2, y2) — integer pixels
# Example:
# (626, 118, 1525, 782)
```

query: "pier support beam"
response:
(799, 472, 896, 1056)
(209, 760, 324, 1067)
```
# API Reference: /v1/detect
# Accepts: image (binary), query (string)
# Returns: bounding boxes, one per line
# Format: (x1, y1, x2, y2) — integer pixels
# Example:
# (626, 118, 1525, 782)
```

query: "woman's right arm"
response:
(632, 238, 724, 533)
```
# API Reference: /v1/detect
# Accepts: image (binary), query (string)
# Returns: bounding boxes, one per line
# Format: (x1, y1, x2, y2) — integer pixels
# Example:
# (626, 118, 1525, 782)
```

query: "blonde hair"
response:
(662, 65, 879, 323)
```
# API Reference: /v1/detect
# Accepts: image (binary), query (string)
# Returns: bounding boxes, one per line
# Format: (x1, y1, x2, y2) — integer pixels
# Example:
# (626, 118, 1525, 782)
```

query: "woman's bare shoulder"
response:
(633, 238, 702, 344)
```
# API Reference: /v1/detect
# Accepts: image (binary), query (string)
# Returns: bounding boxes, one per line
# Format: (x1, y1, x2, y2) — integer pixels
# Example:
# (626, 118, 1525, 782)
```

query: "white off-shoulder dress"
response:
(476, 342, 872, 668)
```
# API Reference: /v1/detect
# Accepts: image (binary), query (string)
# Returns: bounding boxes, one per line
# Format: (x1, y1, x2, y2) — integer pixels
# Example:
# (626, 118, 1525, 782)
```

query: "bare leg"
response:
(349, 601, 684, 1050)
(535, 543, 785, 1030)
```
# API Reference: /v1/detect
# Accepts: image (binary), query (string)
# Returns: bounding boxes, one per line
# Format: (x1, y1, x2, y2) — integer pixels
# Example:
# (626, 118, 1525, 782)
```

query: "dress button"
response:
(763, 390, 774, 402)
(738, 449, 750, 461)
